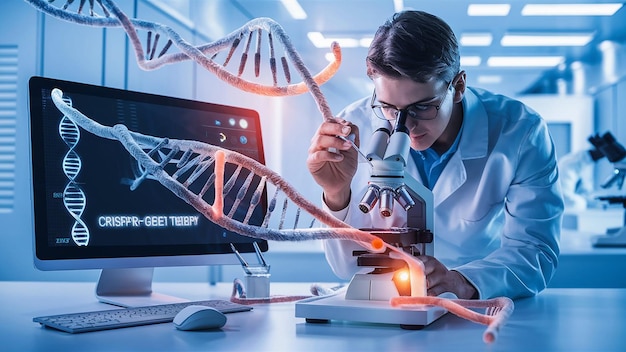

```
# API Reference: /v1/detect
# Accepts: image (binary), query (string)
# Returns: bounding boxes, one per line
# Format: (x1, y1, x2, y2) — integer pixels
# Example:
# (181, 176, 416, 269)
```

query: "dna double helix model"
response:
(29, 0, 513, 343)
(58, 96, 90, 246)
(25, 0, 341, 121)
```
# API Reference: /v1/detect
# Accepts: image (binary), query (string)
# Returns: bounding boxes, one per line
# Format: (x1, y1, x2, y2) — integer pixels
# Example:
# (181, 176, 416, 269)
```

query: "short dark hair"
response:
(366, 11, 460, 84)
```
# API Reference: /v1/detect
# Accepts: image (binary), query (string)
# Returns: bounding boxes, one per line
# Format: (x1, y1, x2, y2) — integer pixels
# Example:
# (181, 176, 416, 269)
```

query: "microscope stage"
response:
(295, 292, 447, 329)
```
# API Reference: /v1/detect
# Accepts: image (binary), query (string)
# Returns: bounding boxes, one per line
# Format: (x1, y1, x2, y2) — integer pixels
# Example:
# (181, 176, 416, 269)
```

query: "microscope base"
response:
(295, 292, 447, 329)
(593, 226, 626, 247)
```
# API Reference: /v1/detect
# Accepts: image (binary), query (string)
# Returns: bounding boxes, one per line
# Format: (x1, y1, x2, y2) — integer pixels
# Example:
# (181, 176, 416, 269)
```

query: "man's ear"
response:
(452, 71, 467, 103)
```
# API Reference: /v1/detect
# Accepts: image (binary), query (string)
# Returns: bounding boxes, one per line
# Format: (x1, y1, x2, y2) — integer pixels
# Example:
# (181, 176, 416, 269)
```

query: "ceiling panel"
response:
(175, 0, 626, 107)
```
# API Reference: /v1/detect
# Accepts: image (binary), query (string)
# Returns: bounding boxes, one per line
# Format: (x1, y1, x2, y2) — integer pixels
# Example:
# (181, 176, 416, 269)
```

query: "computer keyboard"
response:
(33, 299, 252, 333)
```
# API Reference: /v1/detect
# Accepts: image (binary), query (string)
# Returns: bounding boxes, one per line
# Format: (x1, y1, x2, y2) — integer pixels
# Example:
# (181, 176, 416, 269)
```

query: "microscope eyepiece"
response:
(393, 110, 409, 135)
(588, 132, 626, 163)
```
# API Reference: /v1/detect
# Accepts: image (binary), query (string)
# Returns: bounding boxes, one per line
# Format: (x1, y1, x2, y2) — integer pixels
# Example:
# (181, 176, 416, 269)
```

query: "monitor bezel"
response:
(28, 76, 268, 271)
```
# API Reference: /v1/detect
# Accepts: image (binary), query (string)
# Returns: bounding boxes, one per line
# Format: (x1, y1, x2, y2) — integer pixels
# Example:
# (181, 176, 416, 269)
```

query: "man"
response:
(306, 10, 563, 300)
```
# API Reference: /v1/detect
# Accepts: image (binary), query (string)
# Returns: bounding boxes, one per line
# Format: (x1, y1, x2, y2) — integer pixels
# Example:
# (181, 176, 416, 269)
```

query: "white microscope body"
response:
(295, 111, 445, 329)
(345, 112, 434, 301)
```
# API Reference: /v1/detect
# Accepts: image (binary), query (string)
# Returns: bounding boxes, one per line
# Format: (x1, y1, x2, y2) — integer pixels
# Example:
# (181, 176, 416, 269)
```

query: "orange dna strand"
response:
(50, 88, 513, 343)
(391, 296, 515, 344)
(25, 0, 341, 121)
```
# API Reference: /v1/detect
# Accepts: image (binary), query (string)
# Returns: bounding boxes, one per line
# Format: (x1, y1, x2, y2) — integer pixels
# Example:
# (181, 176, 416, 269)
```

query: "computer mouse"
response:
(173, 305, 227, 331)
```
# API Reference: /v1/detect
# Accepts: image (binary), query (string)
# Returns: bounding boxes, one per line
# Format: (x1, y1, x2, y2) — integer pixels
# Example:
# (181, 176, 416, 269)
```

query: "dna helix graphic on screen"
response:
(58, 96, 90, 246)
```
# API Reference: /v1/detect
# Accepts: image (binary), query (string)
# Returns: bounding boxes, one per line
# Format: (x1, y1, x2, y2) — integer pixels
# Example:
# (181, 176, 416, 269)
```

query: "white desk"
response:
(551, 230, 626, 287)
(1, 281, 624, 351)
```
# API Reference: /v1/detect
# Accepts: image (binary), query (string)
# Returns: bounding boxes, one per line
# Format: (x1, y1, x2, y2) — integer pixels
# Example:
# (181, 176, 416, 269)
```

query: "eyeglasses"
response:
(370, 80, 453, 121)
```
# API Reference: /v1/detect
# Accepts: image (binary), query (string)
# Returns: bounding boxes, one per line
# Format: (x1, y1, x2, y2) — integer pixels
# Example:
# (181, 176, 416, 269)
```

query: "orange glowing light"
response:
(371, 238, 384, 250)
(397, 269, 410, 282)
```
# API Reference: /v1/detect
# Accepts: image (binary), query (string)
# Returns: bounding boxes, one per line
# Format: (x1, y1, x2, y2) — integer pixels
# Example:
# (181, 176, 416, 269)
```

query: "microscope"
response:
(296, 111, 445, 328)
(344, 110, 434, 301)
(588, 132, 626, 247)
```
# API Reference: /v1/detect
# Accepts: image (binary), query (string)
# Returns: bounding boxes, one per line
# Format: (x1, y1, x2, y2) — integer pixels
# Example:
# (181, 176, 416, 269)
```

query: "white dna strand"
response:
(58, 96, 90, 246)
(33, 0, 514, 342)
(25, 0, 341, 121)
(49, 88, 381, 247)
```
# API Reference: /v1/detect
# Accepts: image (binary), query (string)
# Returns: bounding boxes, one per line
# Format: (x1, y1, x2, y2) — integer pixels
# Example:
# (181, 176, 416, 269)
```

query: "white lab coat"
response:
(323, 87, 563, 299)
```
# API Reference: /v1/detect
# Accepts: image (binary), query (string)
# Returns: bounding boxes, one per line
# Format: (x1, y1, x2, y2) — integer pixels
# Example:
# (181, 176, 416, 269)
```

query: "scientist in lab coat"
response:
(306, 11, 563, 300)
(558, 147, 604, 211)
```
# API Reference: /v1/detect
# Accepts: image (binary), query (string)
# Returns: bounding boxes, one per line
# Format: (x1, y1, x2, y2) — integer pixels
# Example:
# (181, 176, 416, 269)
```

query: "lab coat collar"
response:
(408, 87, 489, 205)
(458, 87, 489, 160)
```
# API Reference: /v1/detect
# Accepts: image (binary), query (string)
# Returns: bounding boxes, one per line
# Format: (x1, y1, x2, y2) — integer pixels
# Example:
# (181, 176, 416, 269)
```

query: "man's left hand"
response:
(417, 255, 478, 299)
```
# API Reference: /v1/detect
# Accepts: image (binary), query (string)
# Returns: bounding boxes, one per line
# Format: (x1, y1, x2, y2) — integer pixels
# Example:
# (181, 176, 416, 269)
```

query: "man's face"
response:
(371, 75, 457, 152)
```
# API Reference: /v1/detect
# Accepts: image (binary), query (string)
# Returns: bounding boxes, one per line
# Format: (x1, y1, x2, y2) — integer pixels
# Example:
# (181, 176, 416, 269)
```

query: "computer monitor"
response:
(28, 76, 268, 307)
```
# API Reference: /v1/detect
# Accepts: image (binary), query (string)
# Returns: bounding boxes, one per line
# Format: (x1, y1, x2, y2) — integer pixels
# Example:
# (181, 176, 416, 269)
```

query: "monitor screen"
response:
(28, 76, 268, 275)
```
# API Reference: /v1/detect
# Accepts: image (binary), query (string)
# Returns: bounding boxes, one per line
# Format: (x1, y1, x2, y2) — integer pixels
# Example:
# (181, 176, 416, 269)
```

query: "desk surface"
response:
(1, 282, 625, 351)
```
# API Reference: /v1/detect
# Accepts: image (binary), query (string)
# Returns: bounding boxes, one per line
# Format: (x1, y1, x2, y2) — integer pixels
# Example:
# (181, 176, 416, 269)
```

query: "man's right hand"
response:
(306, 118, 359, 211)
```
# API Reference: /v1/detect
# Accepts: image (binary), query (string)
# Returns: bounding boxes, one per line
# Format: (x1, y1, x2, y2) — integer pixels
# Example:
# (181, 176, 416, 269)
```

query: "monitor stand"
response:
(95, 268, 189, 308)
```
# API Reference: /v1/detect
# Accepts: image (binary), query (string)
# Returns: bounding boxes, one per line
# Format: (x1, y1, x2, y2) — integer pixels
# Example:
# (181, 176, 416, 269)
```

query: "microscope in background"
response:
(588, 132, 626, 247)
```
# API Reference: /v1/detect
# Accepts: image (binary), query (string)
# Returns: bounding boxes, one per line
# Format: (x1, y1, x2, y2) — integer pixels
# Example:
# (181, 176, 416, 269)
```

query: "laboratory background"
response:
(1, 0, 626, 288)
